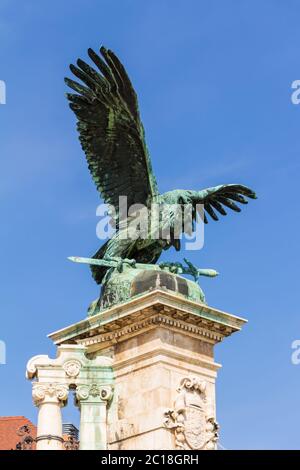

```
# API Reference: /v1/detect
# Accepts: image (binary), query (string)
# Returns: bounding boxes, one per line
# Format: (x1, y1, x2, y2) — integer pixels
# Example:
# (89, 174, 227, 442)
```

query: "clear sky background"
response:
(1, 0, 300, 450)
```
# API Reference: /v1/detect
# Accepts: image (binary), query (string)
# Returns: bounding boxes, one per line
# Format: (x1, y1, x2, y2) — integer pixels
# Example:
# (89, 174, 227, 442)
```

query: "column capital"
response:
(32, 383, 69, 407)
(76, 383, 113, 405)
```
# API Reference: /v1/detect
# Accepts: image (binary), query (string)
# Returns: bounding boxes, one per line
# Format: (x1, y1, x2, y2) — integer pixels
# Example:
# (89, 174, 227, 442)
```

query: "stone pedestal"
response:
(47, 289, 246, 450)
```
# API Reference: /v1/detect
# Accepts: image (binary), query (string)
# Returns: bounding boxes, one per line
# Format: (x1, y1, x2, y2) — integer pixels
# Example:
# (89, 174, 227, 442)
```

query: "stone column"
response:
(32, 383, 68, 450)
(76, 384, 113, 450)
(26, 345, 114, 450)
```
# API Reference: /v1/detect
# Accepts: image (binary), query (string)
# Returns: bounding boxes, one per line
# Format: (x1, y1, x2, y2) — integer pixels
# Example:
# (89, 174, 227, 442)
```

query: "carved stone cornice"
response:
(48, 289, 247, 347)
(32, 383, 69, 407)
(76, 313, 224, 351)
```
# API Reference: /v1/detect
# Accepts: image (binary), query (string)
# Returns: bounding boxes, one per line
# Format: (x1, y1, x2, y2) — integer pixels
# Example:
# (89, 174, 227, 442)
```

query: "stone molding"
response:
(26, 344, 113, 384)
(48, 290, 247, 347)
(27, 345, 114, 398)
(112, 348, 220, 380)
(76, 313, 225, 351)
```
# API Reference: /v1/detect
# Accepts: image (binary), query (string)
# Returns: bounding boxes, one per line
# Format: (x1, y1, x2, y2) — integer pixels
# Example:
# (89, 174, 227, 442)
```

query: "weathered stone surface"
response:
(26, 345, 114, 450)
(47, 290, 246, 450)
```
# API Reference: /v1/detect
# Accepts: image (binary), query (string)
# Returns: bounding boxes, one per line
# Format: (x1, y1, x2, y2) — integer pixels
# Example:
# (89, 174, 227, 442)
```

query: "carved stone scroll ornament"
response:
(164, 377, 219, 450)
(32, 383, 69, 406)
(76, 384, 113, 403)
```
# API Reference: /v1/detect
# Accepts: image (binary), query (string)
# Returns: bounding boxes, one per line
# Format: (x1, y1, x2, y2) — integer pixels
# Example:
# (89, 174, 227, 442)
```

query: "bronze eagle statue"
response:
(65, 46, 256, 286)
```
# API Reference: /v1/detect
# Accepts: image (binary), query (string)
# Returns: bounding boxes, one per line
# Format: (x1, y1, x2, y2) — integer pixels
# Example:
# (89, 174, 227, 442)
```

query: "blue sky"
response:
(0, 0, 300, 449)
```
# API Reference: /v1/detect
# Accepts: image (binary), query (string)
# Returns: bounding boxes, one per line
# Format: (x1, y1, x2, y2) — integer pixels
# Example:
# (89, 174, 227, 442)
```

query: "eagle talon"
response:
(159, 259, 219, 282)
(124, 258, 136, 268)
(105, 257, 136, 273)
(159, 262, 184, 275)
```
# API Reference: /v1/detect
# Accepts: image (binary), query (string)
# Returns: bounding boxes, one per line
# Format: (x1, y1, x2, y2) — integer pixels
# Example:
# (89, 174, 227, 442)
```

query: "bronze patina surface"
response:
(65, 46, 256, 311)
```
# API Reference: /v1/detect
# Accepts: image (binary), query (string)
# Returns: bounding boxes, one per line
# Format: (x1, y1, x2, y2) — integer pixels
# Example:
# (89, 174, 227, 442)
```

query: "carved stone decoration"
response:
(90, 383, 100, 398)
(205, 416, 220, 450)
(63, 359, 82, 378)
(32, 383, 69, 406)
(26, 354, 52, 379)
(164, 376, 219, 450)
(76, 383, 113, 403)
(76, 385, 89, 401)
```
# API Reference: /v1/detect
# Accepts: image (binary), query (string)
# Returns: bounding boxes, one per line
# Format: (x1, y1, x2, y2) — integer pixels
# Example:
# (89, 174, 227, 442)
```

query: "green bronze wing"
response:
(160, 184, 256, 251)
(197, 184, 257, 224)
(65, 46, 158, 209)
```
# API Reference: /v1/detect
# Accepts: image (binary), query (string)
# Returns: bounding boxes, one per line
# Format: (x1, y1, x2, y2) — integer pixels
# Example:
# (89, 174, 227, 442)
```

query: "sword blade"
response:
(68, 256, 116, 268)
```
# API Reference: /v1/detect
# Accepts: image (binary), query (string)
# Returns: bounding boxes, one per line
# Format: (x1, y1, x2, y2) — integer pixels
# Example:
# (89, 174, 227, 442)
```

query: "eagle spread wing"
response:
(198, 184, 257, 224)
(65, 46, 158, 210)
(65, 46, 257, 284)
